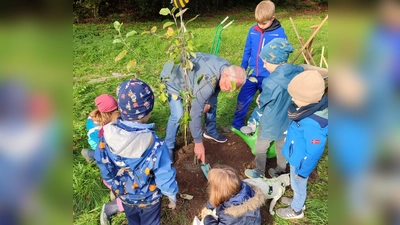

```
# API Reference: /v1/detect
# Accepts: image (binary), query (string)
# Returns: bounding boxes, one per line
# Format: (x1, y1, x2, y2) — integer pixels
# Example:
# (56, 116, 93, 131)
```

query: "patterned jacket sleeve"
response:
(94, 137, 113, 183)
(153, 143, 179, 199)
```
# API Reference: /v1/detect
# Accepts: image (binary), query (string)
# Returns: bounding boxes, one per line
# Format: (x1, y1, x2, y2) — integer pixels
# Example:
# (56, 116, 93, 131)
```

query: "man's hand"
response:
(202, 104, 211, 114)
(168, 197, 176, 210)
(194, 142, 205, 164)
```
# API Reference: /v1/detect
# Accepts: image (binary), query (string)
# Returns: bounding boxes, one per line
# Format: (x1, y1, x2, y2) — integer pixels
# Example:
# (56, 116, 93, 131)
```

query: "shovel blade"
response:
(201, 163, 211, 179)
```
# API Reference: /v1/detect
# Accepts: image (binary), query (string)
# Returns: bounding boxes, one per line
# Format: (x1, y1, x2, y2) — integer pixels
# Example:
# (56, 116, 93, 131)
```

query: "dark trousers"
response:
(122, 200, 161, 225)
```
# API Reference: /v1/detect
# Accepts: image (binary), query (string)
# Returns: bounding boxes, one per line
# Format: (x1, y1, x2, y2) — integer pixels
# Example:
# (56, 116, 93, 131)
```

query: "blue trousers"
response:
(164, 93, 218, 158)
(232, 75, 264, 129)
(122, 200, 161, 225)
(290, 165, 308, 212)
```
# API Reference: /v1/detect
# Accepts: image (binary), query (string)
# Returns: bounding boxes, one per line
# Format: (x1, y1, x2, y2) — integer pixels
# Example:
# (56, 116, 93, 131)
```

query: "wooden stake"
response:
(291, 15, 328, 64)
(320, 46, 325, 67)
(290, 17, 317, 66)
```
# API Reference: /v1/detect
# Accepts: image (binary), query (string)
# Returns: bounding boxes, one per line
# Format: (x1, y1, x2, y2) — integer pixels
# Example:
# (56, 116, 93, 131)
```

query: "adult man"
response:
(161, 52, 246, 163)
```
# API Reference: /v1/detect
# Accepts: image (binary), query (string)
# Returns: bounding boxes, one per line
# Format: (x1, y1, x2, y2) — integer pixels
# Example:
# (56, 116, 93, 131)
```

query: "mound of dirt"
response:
(171, 132, 281, 224)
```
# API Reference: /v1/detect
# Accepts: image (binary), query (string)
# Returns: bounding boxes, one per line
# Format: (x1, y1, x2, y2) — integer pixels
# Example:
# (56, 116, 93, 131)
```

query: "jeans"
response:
(164, 93, 218, 158)
(290, 165, 308, 212)
(122, 200, 161, 225)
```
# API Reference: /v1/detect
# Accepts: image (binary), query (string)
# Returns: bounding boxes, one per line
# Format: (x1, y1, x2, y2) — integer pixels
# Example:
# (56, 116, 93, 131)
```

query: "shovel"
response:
(195, 156, 211, 179)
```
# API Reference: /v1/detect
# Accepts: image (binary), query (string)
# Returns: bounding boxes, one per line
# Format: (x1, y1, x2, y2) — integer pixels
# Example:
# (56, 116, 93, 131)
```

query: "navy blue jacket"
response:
(203, 182, 264, 225)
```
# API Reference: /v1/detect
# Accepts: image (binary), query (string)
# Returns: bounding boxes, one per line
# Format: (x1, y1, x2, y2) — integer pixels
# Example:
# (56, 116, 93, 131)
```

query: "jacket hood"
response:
(102, 121, 154, 158)
(224, 183, 265, 218)
(269, 64, 305, 89)
(255, 19, 282, 33)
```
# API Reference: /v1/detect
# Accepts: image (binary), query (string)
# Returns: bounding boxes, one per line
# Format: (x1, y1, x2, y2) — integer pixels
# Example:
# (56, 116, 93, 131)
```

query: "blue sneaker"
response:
(203, 132, 228, 143)
(245, 169, 264, 178)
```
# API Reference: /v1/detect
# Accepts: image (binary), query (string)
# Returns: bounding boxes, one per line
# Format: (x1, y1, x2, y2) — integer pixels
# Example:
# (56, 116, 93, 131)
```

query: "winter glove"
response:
(168, 197, 176, 210)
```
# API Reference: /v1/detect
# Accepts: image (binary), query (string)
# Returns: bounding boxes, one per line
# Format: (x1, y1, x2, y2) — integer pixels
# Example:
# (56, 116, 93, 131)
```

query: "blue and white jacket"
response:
(94, 119, 178, 205)
(203, 182, 264, 225)
(241, 19, 286, 78)
(282, 108, 328, 178)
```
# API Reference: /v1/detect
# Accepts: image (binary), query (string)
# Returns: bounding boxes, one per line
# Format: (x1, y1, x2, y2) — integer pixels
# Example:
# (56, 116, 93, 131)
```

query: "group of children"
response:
(79, 0, 328, 224)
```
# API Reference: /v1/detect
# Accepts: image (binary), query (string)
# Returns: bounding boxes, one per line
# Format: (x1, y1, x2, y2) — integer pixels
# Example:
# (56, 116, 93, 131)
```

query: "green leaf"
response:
(126, 30, 137, 38)
(150, 26, 157, 34)
(159, 8, 171, 16)
(113, 39, 122, 44)
(126, 59, 137, 72)
(189, 52, 196, 59)
(141, 31, 150, 35)
(175, 8, 188, 18)
(171, 94, 179, 100)
(211, 77, 216, 86)
(114, 50, 127, 62)
(159, 93, 167, 102)
(183, 111, 190, 123)
(231, 81, 237, 91)
(187, 60, 194, 70)
(196, 74, 204, 85)
(186, 14, 200, 25)
(163, 22, 175, 29)
(113, 21, 122, 31)
(248, 77, 258, 83)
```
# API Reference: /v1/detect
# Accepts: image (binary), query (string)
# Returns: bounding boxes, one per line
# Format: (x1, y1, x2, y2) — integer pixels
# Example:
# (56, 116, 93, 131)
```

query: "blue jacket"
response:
(94, 119, 178, 205)
(282, 108, 328, 178)
(86, 117, 100, 149)
(203, 182, 264, 225)
(257, 64, 304, 140)
(160, 53, 230, 143)
(241, 19, 286, 77)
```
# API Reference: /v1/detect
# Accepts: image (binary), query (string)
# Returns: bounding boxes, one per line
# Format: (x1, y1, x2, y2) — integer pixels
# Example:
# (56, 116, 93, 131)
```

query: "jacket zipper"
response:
(289, 140, 294, 157)
(299, 156, 307, 170)
(256, 32, 265, 76)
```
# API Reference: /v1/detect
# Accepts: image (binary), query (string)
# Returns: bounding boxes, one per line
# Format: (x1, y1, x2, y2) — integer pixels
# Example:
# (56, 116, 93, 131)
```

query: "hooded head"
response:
(116, 78, 154, 121)
(259, 38, 293, 65)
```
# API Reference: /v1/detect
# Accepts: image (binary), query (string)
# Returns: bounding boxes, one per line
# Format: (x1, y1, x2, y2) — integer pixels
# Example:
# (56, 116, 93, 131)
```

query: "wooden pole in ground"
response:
(320, 46, 325, 67)
(291, 15, 328, 64)
(290, 17, 317, 66)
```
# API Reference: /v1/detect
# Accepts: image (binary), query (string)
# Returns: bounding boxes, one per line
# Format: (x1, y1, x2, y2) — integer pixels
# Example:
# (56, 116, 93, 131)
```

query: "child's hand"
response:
(168, 197, 176, 210)
(201, 207, 212, 218)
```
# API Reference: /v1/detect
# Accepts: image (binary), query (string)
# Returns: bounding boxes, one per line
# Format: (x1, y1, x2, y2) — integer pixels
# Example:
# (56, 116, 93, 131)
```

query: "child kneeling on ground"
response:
(202, 165, 265, 225)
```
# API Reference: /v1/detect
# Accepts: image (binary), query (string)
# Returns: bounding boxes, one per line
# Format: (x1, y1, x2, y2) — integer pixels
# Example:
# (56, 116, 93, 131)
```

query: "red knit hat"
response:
(95, 94, 118, 112)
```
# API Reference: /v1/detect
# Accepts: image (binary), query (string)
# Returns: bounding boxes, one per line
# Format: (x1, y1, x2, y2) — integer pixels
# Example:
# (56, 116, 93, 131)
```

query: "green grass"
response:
(73, 8, 328, 225)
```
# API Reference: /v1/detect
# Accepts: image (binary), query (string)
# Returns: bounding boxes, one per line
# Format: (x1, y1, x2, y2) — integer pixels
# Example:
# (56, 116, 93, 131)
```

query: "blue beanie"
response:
(259, 38, 294, 65)
(116, 78, 154, 121)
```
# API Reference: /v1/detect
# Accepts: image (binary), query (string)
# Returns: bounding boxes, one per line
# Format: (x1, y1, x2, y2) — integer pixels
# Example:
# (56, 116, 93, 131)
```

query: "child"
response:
(276, 70, 328, 220)
(202, 165, 265, 225)
(244, 38, 304, 179)
(80, 94, 125, 223)
(95, 78, 178, 225)
(231, 0, 287, 131)
(81, 94, 120, 162)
